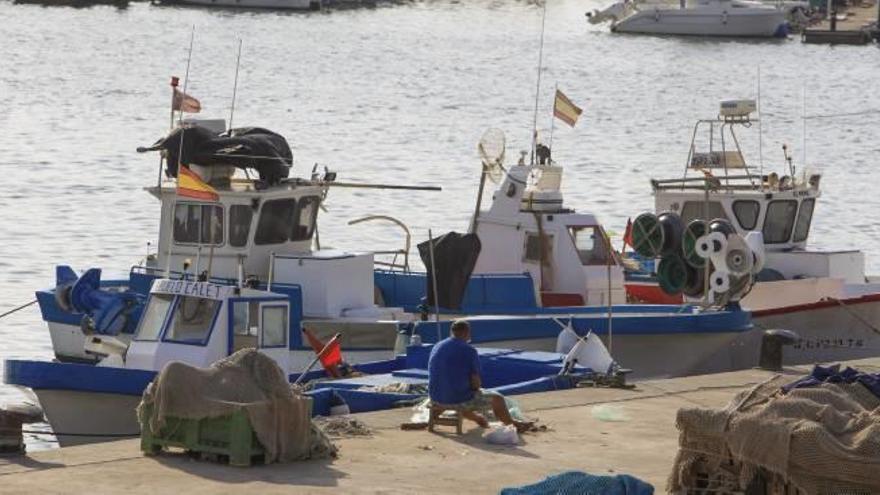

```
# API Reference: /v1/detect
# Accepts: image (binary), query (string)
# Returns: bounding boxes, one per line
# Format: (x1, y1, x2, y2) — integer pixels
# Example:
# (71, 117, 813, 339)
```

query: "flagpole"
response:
(548, 82, 557, 151)
(228, 39, 243, 132)
(165, 26, 196, 278)
(530, 0, 548, 166)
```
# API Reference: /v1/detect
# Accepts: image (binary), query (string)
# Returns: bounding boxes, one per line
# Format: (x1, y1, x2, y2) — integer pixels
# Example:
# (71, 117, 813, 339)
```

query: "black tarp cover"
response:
(417, 232, 482, 310)
(140, 125, 292, 185)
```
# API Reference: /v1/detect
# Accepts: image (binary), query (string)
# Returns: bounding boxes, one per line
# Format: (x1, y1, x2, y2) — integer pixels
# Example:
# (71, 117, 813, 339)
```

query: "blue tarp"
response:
(782, 364, 880, 399)
(500, 471, 654, 495)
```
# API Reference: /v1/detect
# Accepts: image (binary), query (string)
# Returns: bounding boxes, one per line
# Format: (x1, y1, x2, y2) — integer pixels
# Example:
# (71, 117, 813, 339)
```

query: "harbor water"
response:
(1, 0, 878, 449)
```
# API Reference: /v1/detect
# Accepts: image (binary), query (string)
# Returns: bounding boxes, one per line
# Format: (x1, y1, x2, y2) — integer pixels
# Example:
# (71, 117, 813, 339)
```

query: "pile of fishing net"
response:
(137, 349, 336, 463)
(668, 365, 880, 494)
(314, 416, 372, 438)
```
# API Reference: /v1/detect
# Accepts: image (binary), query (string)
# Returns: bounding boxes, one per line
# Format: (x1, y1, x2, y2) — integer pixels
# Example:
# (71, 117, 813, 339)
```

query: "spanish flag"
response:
(177, 166, 219, 201)
(553, 89, 583, 127)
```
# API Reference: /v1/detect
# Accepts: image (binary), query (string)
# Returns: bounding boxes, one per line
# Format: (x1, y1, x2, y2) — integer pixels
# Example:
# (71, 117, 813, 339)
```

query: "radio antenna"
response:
(228, 39, 243, 132)
(530, 0, 548, 166)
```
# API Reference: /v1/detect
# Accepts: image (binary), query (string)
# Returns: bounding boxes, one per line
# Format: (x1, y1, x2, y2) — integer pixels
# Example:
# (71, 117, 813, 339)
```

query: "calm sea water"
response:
(1, 0, 878, 448)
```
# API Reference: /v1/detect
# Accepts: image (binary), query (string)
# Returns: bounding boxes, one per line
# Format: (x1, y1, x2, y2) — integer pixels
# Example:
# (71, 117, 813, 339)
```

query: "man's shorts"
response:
(451, 389, 502, 413)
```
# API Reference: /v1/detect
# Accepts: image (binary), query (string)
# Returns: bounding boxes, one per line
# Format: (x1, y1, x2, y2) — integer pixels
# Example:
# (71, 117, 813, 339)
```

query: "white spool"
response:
(744, 231, 766, 274)
(709, 269, 731, 293)
(695, 232, 727, 259)
(724, 235, 753, 275)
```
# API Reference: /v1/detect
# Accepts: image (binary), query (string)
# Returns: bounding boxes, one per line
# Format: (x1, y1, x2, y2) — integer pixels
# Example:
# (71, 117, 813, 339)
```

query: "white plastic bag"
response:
(485, 424, 519, 445)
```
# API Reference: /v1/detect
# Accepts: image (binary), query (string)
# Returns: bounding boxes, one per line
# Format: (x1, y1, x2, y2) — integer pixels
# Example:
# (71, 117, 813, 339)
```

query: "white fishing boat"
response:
(155, 0, 321, 10)
(587, 0, 789, 38)
(624, 100, 880, 369)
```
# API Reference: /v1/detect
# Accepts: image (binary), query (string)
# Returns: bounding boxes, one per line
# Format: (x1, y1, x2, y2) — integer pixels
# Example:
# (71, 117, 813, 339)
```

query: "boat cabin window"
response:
(762, 200, 798, 244)
(793, 198, 815, 243)
(680, 201, 728, 225)
(293, 196, 320, 241)
(232, 301, 259, 337)
(135, 294, 173, 341)
(229, 205, 253, 248)
(163, 296, 221, 344)
(524, 232, 553, 263)
(254, 197, 320, 245)
(569, 226, 614, 266)
(261, 305, 288, 347)
(173, 203, 224, 246)
(732, 200, 760, 230)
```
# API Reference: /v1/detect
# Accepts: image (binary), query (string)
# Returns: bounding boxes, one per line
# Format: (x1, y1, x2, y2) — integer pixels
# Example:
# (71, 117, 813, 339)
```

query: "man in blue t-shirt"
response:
(428, 320, 532, 431)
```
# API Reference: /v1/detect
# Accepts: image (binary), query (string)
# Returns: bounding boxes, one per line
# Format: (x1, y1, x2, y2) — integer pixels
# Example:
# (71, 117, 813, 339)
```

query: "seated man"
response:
(428, 319, 532, 432)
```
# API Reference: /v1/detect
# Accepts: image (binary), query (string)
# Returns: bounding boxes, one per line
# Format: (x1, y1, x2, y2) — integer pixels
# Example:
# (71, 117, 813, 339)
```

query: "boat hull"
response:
(33, 389, 142, 447)
(613, 8, 786, 37)
(159, 0, 319, 9)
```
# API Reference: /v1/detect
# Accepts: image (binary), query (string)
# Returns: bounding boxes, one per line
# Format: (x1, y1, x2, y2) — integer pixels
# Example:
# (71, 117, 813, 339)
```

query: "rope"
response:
(826, 297, 880, 336)
(0, 300, 37, 320)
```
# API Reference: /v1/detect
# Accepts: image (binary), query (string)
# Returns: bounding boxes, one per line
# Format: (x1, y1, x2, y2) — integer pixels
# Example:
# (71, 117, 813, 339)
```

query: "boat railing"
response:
(651, 174, 766, 192)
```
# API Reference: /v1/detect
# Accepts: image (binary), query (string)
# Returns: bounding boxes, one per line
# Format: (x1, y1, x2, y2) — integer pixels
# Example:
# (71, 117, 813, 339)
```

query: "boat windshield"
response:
(163, 296, 221, 345)
(569, 226, 616, 266)
(135, 294, 173, 341)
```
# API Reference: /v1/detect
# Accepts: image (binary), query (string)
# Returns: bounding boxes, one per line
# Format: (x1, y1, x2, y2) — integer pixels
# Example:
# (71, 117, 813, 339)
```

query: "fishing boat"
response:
(623, 100, 880, 369)
(587, 0, 789, 38)
(153, 0, 321, 11)
(6, 276, 603, 445)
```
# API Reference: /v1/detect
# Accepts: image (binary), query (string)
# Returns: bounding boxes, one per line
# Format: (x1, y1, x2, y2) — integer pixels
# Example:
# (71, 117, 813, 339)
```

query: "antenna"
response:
(801, 82, 807, 173)
(530, 0, 548, 165)
(228, 39, 243, 132)
(757, 66, 764, 181)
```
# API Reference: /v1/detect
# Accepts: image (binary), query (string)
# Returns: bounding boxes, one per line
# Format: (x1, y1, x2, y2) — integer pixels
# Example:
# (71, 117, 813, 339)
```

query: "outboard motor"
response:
(54, 266, 145, 336)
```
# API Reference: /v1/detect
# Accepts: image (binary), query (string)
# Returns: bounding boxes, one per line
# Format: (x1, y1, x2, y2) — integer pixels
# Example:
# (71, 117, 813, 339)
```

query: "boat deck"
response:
(4, 357, 879, 493)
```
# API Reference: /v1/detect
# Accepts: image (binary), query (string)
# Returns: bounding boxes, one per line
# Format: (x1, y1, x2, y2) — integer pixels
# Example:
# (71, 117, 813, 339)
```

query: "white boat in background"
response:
(155, 0, 321, 10)
(587, 0, 789, 38)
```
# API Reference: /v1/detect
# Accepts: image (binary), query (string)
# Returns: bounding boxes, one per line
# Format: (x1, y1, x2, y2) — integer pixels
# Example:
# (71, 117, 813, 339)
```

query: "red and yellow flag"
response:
(553, 89, 583, 127)
(177, 166, 219, 201)
(172, 88, 202, 113)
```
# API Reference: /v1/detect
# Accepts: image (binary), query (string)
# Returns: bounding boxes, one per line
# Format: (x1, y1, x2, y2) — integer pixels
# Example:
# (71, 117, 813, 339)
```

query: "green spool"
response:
(682, 219, 708, 268)
(657, 255, 687, 295)
(632, 213, 664, 258)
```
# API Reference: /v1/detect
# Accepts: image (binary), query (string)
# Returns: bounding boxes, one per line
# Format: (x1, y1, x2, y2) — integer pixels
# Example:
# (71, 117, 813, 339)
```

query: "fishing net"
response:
(668, 375, 880, 494)
(314, 416, 372, 438)
(137, 348, 336, 463)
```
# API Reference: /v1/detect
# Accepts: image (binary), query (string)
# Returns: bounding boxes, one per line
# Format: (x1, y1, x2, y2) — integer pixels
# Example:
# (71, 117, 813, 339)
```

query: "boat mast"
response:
(530, 0, 548, 166)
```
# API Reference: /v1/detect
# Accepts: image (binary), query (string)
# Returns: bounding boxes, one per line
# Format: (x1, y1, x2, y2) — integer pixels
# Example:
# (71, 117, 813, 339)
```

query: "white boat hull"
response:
(33, 389, 142, 447)
(164, 0, 319, 9)
(613, 7, 786, 37)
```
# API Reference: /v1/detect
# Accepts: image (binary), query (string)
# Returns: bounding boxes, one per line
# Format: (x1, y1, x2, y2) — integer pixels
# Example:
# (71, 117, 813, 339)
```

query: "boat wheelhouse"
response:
(628, 100, 880, 368)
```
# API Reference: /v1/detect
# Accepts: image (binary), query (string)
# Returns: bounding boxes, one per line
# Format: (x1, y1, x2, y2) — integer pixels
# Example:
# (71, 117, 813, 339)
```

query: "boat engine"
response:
(54, 266, 145, 337)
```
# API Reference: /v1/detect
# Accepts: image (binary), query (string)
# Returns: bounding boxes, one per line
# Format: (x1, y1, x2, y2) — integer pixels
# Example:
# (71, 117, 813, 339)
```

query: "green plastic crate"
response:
(140, 404, 265, 467)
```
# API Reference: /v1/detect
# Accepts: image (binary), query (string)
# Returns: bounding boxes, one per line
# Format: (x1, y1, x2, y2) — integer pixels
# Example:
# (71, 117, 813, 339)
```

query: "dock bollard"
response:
(758, 329, 800, 371)
(0, 404, 44, 455)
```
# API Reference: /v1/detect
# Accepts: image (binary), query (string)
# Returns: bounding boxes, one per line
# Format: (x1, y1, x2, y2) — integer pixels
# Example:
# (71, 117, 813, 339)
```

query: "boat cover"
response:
(417, 232, 482, 310)
(139, 125, 292, 185)
(668, 369, 880, 494)
(137, 349, 336, 463)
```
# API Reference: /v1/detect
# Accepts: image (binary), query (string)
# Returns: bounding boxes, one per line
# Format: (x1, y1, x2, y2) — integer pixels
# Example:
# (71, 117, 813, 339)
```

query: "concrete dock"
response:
(2, 359, 879, 494)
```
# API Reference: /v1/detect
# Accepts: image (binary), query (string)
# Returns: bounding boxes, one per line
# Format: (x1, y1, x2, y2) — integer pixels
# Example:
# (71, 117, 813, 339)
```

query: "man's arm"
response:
(469, 348, 481, 391)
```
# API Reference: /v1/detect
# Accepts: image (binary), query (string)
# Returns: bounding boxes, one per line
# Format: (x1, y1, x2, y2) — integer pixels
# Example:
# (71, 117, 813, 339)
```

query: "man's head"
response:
(450, 319, 471, 341)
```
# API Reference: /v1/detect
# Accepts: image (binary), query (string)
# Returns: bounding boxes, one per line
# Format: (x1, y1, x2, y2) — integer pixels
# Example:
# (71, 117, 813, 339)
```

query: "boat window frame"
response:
(567, 225, 618, 266)
(226, 296, 289, 355)
(133, 293, 174, 342)
(172, 202, 225, 247)
(679, 200, 729, 225)
(292, 196, 321, 242)
(762, 199, 799, 244)
(259, 303, 289, 349)
(732, 200, 761, 230)
(792, 198, 815, 243)
(523, 231, 554, 263)
(254, 198, 298, 246)
(160, 295, 223, 347)
(228, 204, 254, 248)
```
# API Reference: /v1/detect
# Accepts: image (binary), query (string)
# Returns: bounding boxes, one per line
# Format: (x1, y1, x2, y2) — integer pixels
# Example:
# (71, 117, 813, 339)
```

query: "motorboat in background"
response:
(587, 0, 790, 38)
(623, 100, 880, 369)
